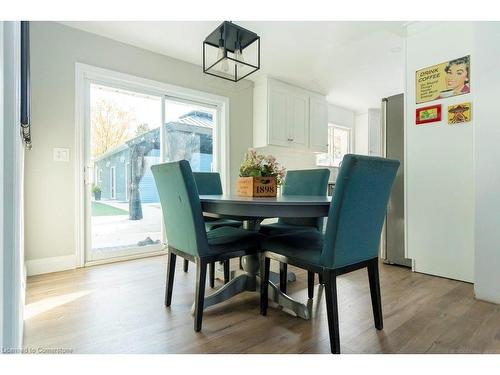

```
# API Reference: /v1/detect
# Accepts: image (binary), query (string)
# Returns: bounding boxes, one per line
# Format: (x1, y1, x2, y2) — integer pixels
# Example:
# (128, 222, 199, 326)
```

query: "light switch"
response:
(53, 148, 70, 162)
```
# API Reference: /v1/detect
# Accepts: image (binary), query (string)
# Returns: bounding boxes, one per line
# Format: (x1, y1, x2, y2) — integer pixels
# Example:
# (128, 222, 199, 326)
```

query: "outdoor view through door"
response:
(88, 83, 216, 262)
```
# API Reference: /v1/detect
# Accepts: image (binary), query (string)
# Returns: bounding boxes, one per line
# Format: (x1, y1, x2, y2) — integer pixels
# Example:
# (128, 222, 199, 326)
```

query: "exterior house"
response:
(94, 110, 214, 203)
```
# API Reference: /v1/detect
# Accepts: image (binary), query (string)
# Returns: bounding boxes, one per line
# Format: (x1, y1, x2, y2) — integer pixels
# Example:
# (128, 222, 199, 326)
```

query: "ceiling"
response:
(61, 21, 407, 113)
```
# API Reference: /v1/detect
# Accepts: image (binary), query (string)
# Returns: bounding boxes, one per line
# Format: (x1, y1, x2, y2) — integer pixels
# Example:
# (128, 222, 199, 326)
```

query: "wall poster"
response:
(448, 102, 471, 124)
(415, 55, 470, 104)
(416, 104, 442, 125)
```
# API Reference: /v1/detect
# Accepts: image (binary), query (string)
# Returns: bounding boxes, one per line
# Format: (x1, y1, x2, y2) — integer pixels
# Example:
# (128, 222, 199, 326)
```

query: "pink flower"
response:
(267, 155, 276, 164)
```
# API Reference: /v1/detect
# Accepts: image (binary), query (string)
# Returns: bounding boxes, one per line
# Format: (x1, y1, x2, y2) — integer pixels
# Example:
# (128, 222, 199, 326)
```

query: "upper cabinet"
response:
(309, 94, 328, 152)
(253, 77, 327, 152)
(267, 81, 290, 147)
(367, 108, 382, 156)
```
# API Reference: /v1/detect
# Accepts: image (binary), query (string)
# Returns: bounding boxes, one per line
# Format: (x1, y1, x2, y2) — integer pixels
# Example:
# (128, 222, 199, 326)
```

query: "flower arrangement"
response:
(239, 149, 286, 185)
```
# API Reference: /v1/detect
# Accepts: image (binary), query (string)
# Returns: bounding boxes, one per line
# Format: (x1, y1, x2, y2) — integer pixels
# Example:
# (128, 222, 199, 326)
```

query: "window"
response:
(164, 98, 217, 173)
(316, 124, 351, 167)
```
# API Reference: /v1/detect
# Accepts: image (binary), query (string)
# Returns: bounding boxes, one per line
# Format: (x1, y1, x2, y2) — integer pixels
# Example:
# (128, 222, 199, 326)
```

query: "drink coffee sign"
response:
(416, 56, 470, 104)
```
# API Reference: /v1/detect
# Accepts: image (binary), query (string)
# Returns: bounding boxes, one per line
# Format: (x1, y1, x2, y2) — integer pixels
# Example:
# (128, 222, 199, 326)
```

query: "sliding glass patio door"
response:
(86, 83, 164, 262)
(85, 82, 219, 263)
(163, 97, 217, 174)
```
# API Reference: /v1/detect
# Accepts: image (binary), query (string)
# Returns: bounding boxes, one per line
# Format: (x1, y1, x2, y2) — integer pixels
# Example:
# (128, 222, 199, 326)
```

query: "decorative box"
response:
(237, 176, 277, 197)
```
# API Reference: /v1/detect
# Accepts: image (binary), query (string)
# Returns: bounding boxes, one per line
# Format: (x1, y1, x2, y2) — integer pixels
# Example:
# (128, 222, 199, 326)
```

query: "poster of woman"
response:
(441, 57, 470, 97)
(415, 55, 470, 104)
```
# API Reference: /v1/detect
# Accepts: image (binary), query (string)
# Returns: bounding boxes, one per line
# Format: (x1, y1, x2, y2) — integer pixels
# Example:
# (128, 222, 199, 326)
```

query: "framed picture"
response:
(416, 104, 442, 125)
(448, 102, 471, 124)
(415, 55, 470, 104)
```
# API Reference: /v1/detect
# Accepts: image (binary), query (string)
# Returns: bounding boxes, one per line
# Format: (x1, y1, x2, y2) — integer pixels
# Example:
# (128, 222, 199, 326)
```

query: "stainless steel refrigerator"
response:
(381, 94, 411, 267)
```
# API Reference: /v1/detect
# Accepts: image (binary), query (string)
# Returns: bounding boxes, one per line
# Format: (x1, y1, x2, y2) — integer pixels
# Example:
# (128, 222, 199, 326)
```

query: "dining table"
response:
(198, 194, 332, 320)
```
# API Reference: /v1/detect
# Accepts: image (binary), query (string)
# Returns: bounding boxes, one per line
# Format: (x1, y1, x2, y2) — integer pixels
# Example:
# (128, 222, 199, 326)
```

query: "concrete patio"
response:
(91, 200, 163, 259)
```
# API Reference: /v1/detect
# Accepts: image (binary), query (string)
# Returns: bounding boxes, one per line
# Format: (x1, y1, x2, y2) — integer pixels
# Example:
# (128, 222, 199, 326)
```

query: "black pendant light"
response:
(203, 21, 260, 82)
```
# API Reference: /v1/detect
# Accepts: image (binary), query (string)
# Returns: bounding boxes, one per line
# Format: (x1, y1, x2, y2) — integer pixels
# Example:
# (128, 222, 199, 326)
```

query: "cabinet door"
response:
(309, 97, 328, 152)
(268, 86, 289, 147)
(288, 92, 309, 149)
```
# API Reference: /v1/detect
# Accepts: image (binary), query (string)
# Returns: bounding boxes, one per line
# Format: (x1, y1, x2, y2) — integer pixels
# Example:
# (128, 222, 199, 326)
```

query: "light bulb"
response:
(235, 47, 244, 68)
(216, 45, 224, 60)
(216, 45, 229, 73)
(216, 33, 230, 73)
(221, 58, 229, 72)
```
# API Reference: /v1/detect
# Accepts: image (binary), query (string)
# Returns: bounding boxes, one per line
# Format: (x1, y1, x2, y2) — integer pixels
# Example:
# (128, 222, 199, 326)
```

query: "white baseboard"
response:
(475, 288, 500, 305)
(26, 255, 76, 276)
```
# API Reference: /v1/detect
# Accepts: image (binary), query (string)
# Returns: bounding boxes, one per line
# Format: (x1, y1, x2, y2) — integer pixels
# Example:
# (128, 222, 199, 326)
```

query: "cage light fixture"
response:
(203, 21, 260, 82)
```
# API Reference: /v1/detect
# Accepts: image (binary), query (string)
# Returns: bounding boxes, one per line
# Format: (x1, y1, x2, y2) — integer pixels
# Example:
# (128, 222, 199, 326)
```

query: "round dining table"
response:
(198, 194, 332, 320)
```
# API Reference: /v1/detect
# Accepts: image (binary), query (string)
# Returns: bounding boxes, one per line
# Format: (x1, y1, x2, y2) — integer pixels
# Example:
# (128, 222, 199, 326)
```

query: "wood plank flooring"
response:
(23, 256, 500, 354)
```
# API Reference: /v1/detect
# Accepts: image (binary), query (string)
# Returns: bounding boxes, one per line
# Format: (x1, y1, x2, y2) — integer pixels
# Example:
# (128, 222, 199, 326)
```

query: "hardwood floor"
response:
(24, 256, 500, 354)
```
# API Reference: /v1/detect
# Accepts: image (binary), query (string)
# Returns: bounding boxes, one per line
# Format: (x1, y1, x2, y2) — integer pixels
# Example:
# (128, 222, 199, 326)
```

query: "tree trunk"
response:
(129, 145, 146, 220)
(126, 130, 159, 221)
(129, 182, 143, 220)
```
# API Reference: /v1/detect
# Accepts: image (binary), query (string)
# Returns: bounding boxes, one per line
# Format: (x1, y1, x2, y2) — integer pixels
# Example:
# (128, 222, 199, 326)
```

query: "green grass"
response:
(92, 201, 129, 217)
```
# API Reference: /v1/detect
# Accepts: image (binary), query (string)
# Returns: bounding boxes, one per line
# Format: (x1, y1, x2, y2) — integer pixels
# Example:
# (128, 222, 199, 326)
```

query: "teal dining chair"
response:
(182, 172, 242, 288)
(260, 155, 399, 353)
(260, 168, 330, 297)
(151, 160, 262, 332)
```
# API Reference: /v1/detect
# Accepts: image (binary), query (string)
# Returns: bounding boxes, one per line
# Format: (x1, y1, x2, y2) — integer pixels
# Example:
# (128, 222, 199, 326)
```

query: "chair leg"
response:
(367, 259, 383, 330)
(165, 251, 177, 307)
(209, 262, 215, 288)
(279, 262, 287, 294)
(323, 270, 340, 354)
(183, 259, 189, 272)
(260, 256, 270, 316)
(194, 259, 207, 332)
(307, 271, 315, 299)
(223, 260, 230, 284)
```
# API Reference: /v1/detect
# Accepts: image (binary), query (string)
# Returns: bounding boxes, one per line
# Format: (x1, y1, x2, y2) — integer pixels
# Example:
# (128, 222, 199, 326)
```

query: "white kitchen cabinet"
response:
(268, 82, 290, 147)
(368, 108, 382, 156)
(253, 77, 326, 151)
(309, 94, 328, 152)
(287, 90, 309, 149)
(354, 108, 382, 156)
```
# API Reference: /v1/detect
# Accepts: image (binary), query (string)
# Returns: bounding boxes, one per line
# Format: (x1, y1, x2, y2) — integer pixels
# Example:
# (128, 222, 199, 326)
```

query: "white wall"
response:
(406, 22, 474, 282)
(328, 103, 355, 129)
(25, 22, 254, 267)
(473, 22, 500, 303)
(355, 112, 368, 154)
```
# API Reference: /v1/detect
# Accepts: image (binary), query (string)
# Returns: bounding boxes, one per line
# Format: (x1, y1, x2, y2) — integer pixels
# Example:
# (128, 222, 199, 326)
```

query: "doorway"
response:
(87, 83, 164, 262)
(82, 73, 225, 264)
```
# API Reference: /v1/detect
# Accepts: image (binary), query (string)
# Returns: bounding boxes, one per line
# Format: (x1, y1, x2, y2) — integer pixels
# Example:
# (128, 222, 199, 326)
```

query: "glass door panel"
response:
(87, 83, 163, 262)
(164, 98, 217, 172)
